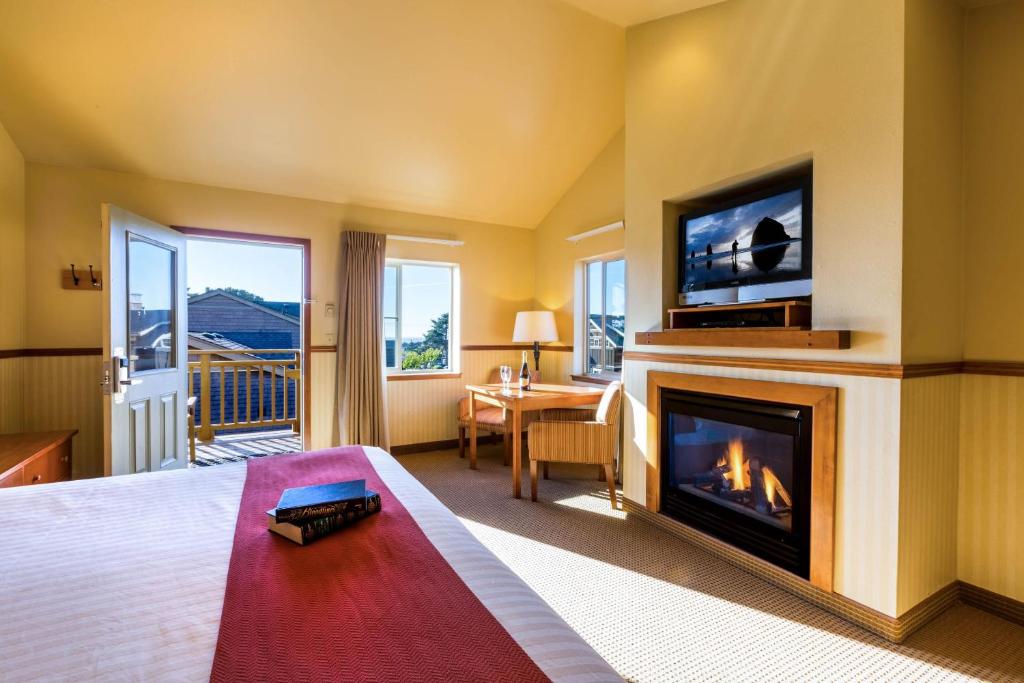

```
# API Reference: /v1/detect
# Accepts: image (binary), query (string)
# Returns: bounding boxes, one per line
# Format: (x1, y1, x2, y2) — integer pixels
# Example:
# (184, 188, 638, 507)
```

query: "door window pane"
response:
(128, 235, 176, 373)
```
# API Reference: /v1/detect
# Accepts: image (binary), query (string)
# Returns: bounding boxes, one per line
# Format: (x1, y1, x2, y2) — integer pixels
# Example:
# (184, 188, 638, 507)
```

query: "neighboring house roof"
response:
(188, 331, 252, 353)
(187, 289, 300, 325)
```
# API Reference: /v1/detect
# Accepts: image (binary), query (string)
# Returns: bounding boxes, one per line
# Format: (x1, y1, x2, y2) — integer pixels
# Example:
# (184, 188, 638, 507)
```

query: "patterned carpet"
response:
(193, 431, 301, 467)
(398, 446, 1024, 683)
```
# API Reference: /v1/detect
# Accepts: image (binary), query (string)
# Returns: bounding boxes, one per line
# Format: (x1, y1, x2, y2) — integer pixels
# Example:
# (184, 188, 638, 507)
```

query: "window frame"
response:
(383, 258, 460, 376)
(581, 254, 625, 380)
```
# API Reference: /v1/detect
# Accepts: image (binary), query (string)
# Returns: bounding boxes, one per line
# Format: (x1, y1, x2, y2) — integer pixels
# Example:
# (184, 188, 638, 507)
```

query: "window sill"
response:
(571, 373, 618, 386)
(386, 372, 462, 382)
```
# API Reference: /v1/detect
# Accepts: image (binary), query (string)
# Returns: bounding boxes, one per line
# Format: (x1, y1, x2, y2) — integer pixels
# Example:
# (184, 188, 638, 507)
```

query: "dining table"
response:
(464, 382, 606, 498)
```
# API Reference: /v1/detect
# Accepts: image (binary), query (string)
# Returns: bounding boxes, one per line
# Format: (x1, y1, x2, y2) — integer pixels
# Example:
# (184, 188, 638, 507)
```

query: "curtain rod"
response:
(565, 220, 625, 243)
(387, 234, 465, 247)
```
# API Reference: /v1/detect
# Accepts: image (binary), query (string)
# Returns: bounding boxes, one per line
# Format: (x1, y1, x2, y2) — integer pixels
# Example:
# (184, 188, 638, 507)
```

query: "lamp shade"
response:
(512, 310, 559, 343)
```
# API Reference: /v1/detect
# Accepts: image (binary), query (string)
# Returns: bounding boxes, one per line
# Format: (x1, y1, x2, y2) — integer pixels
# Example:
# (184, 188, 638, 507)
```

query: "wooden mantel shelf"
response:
(635, 328, 851, 350)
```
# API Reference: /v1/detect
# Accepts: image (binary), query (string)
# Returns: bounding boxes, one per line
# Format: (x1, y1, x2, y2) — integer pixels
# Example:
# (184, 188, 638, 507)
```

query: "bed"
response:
(0, 447, 620, 682)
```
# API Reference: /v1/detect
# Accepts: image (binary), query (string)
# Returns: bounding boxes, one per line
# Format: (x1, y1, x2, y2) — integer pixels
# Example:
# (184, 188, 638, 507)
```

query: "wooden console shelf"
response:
(668, 300, 810, 329)
(635, 328, 850, 350)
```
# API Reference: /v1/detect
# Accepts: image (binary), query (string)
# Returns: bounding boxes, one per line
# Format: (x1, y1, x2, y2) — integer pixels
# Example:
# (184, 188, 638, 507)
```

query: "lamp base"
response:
(533, 341, 541, 372)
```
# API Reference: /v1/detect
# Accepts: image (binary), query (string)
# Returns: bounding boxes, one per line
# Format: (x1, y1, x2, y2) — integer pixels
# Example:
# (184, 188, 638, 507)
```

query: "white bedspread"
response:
(0, 447, 620, 682)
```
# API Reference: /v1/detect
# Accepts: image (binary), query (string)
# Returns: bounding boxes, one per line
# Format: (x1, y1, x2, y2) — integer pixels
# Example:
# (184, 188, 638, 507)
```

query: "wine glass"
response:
(499, 365, 512, 392)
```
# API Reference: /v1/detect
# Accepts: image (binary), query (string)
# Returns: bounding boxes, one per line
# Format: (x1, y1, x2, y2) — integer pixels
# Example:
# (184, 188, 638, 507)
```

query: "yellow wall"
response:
(956, 0, 1024, 605)
(25, 163, 533, 349)
(620, 0, 907, 615)
(533, 128, 625, 380)
(901, 0, 964, 364)
(0, 121, 26, 351)
(625, 0, 906, 364)
(0, 120, 26, 432)
(24, 163, 535, 476)
(963, 0, 1024, 361)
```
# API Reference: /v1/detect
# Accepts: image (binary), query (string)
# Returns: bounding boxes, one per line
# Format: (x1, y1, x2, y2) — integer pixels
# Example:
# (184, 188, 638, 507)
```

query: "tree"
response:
(402, 347, 444, 370)
(422, 313, 449, 363)
(400, 314, 449, 369)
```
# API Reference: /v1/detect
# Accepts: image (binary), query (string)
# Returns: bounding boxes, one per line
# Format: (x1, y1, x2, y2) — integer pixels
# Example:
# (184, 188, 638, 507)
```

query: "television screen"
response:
(682, 184, 808, 292)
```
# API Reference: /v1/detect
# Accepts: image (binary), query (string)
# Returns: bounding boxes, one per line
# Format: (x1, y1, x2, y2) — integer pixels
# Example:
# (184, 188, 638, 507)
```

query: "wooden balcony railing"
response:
(187, 349, 301, 442)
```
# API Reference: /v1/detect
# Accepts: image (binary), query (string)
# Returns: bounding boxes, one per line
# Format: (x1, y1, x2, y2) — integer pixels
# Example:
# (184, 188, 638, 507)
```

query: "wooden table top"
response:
(0, 430, 77, 475)
(466, 383, 605, 401)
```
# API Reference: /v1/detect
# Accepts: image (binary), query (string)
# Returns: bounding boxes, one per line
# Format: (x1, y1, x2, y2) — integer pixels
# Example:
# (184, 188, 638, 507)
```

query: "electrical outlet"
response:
(325, 302, 336, 317)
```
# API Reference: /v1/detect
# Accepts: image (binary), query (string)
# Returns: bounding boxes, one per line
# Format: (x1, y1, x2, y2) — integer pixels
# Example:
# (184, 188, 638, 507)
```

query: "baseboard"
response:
(391, 439, 461, 455)
(960, 581, 1024, 628)
(621, 498, 960, 643)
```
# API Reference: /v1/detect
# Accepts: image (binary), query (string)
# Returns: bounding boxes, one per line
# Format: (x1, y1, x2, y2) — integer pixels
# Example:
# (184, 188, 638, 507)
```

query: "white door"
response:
(102, 205, 188, 476)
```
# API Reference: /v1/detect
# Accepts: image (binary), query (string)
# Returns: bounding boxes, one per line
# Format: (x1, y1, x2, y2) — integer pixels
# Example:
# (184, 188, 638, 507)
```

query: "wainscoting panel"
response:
(21, 355, 103, 479)
(959, 374, 1024, 603)
(622, 357, 903, 616)
(309, 351, 336, 450)
(897, 374, 961, 615)
(0, 356, 25, 433)
(387, 350, 536, 447)
(310, 349, 563, 450)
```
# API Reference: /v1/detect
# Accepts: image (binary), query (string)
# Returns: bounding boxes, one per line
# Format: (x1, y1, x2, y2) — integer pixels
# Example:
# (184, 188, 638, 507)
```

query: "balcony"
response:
(187, 348, 302, 465)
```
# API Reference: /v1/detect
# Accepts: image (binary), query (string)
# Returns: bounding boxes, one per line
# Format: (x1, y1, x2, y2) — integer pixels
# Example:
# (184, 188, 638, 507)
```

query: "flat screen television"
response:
(679, 174, 812, 305)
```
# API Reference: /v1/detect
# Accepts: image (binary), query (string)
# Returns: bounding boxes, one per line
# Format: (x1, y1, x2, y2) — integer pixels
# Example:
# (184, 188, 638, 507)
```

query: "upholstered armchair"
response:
(526, 381, 622, 508)
(457, 368, 540, 465)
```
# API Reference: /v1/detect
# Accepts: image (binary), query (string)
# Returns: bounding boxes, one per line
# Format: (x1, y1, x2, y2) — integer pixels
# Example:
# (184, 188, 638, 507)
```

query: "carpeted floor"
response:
(398, 446, 1024, 683)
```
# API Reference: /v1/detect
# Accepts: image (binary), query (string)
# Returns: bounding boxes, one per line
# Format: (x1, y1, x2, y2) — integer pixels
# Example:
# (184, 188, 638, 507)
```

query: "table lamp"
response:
(513, 310, 559, 371)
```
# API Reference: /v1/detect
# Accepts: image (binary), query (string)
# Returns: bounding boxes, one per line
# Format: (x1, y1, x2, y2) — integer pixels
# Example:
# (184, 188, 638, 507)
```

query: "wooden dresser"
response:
(0, 430, 77, 488)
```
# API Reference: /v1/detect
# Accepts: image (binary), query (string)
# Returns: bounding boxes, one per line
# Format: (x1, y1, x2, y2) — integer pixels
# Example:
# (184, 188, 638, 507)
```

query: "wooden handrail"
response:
(187, 349, 301, 441)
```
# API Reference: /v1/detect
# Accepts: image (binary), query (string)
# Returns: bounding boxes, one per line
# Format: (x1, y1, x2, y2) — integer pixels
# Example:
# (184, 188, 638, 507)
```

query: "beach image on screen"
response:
(684, 188, 803, 289)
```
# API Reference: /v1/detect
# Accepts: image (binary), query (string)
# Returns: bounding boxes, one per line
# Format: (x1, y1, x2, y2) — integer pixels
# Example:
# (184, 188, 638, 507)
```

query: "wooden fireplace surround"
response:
(645, 371, 838, 591)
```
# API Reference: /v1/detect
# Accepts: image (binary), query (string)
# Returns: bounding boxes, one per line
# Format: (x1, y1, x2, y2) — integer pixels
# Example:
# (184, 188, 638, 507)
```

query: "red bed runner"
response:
(211, 446, 550, 682)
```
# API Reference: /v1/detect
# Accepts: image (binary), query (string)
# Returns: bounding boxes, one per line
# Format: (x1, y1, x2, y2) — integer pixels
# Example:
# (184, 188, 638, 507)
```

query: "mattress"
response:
(0, 447, 620, 682)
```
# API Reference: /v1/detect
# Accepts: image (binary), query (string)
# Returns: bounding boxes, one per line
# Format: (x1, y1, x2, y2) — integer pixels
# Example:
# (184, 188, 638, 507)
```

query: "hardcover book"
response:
(267, 491, 382, 545)
(273, 479, 367, 523)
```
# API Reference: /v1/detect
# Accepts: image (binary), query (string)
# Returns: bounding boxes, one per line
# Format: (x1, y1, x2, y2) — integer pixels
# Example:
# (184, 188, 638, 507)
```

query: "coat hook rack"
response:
(62, 264, 103, 291)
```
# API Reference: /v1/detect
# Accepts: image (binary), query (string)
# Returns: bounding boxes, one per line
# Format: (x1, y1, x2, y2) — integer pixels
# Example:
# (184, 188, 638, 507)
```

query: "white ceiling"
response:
(0, 0, 625, 228)
(559, 0, 725, 26)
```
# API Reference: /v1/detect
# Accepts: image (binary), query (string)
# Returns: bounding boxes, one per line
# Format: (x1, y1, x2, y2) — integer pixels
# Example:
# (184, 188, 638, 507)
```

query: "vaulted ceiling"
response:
(0, 0, 624, 228)
(560, 0, 724, 27)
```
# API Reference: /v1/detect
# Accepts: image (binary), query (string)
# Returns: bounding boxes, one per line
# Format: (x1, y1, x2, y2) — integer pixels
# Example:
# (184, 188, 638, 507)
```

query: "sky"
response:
(187, 239, 303, 301)
(384, 264, 451, 339)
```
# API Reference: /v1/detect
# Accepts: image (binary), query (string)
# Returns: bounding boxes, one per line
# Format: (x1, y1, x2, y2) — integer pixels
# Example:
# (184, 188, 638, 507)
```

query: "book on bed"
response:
(273, 479, 367, 523)
(267, 491, 382, 545)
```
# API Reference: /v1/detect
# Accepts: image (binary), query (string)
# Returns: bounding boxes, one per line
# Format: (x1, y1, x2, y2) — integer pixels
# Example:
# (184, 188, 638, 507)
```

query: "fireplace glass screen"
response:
(668, 414, 795, 531)
(660, 390, 812, 578)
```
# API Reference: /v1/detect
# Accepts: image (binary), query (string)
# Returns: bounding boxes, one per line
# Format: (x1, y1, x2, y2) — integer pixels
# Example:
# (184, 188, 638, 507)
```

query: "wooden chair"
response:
(457, 368, 540, 465)
(526, 381, 622, 508)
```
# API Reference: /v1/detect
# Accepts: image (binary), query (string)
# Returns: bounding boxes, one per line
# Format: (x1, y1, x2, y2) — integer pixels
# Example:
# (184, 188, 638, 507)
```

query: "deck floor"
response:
(193, 430, 301, 467)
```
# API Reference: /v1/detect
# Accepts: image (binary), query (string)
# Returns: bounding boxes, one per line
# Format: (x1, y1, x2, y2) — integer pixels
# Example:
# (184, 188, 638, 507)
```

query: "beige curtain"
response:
(335, 230, 390, 449)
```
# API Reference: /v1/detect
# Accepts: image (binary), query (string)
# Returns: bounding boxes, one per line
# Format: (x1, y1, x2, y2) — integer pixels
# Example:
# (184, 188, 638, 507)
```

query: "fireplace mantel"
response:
(646, 371, 838, 591)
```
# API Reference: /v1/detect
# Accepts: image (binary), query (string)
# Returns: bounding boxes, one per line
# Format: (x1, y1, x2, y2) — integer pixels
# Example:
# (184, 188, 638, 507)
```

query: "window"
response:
(383, 261, 458, 373)
(584, 257, 625, 378)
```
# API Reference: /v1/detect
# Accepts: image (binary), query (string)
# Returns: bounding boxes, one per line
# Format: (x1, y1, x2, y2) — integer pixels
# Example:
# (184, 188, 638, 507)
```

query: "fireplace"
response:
(660, 389, 813, 579)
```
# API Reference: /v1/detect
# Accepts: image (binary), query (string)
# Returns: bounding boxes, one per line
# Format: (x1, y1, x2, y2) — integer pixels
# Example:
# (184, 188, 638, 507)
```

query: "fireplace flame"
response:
(711, 439, 793, 511)
(761, 465, 793, 507)
(718, 439, 750, 491)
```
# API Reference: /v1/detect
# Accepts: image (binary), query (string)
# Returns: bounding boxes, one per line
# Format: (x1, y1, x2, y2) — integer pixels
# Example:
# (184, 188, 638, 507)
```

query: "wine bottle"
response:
(519, 350, 531, 391)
